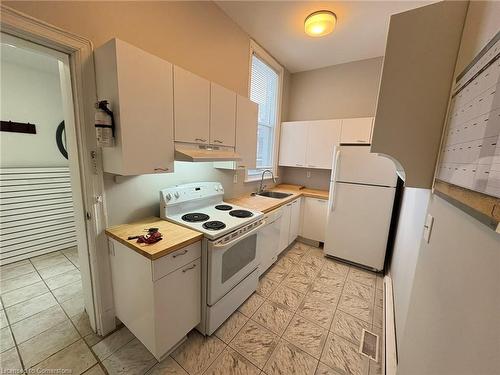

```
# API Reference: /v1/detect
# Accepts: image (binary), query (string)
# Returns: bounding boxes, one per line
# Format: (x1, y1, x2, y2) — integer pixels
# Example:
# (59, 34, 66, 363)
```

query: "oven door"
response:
(207, 221, 265, 306)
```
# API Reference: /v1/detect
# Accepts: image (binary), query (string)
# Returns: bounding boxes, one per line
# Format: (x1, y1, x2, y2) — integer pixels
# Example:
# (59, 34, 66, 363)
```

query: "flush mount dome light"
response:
(304, 10, 337, 37)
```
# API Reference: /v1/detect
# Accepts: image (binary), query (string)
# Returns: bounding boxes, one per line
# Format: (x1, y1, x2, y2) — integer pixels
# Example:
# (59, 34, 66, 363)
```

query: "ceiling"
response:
(216, 1, 435, 73)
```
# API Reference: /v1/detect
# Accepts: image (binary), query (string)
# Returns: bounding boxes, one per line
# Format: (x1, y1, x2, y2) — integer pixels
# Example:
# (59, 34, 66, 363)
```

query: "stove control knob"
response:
(166, 193, 172, 201)
(174, 192, 180, 199)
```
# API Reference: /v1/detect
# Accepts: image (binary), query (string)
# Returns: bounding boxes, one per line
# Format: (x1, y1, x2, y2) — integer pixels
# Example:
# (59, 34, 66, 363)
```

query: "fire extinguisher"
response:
(95, 100, 115, 147)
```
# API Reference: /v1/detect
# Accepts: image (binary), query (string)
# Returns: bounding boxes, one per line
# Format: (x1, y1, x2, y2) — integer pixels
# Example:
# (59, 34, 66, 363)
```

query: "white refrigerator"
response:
(324, 145, 397, 271)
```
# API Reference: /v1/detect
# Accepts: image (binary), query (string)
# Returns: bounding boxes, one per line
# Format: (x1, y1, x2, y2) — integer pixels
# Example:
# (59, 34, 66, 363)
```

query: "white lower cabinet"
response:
(108, 239, 201, 360)
(288, 198, 301, 244)
(279, 202, 292, 252)
(301, 197, 328, 242)
(278, 197, 302, 254)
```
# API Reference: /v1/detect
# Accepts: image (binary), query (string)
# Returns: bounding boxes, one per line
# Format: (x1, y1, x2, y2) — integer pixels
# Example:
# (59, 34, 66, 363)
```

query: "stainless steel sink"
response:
(257, 191, 293, 199)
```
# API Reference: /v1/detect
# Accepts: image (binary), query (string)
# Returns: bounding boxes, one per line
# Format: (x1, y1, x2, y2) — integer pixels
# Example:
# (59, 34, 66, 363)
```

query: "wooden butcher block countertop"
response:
(105, 217, 203, 260)
(228, 184, 329, 214)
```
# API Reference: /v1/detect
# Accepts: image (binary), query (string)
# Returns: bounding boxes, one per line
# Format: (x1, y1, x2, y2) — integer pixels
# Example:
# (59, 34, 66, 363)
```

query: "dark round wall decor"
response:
(56, 121, 68, 159)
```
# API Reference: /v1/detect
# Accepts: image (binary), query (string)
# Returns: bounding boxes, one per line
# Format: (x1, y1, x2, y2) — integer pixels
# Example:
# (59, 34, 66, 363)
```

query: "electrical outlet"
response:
(423, 214, 434, 243)
(233, 173, 238, 184)
(307, 171, 311, 178)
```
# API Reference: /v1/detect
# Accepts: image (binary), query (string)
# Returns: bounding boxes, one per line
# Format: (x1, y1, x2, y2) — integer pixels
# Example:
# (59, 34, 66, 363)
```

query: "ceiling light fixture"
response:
(304, 10, 337, 37)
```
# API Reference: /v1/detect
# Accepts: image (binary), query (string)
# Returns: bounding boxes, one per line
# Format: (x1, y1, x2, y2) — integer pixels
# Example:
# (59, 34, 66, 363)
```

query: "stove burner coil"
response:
(202, 221, 227, 230)
(229, 210, 254, 218)
(181, 213, 210, 222)
(215, 204, 233, 211)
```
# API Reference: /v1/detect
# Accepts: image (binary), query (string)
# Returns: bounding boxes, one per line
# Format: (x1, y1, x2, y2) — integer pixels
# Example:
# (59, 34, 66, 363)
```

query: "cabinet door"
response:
(210, 83, 236, 147)
(279, 122, 308, 167)
(235, 96, 258, 169)
(340, 117, 374, 144)
(288, 198, 302, 244)
(95, 38, 175, 175)
(154, 258, 201, 357)
(302, 198, 328, 242)
(174, 66, 210, 144)
(279, 203, 291, 253)
(306, 120, 342, 169)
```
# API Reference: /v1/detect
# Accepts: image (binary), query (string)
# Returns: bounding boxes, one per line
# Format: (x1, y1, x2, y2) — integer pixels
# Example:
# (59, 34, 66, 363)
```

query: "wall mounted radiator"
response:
(0, 167, 77, 265)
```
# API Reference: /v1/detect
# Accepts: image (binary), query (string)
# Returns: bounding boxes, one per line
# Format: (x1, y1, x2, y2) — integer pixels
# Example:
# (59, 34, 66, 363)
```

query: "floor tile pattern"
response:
(0, 242, 384, 375)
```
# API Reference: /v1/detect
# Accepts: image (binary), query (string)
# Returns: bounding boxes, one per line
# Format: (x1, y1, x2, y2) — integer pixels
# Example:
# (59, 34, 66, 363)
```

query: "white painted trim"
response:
(1, 5, 115, 335)
(247, 39, 284, 180)
(384, 275, 398, 375)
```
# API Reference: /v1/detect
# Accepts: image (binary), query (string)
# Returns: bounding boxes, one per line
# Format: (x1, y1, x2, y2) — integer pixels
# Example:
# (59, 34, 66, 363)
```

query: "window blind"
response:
(250, 54, 279, 169)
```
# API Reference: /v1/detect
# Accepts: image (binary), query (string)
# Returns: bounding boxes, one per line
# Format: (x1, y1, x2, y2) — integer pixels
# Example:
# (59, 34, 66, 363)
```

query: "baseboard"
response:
(384, 275, 397, 375)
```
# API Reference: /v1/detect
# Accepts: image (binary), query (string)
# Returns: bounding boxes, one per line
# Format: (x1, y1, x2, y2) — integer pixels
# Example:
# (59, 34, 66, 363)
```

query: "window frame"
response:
(245, 39, 284, 182)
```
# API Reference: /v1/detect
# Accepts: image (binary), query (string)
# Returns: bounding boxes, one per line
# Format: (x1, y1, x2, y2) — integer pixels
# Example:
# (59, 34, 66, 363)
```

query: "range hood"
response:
(174, 144, 241, 162)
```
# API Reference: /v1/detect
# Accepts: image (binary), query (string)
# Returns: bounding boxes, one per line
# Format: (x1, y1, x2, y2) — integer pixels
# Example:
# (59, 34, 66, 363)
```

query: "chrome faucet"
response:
(258, 169, 277, 193)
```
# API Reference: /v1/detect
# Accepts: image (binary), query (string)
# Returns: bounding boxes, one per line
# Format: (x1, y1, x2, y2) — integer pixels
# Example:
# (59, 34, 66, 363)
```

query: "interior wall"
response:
(280, 57, 383, 190)
(388, 187, 430, 348)
(4, 1, 250, 96)
(0, 53, 66, 168)
(286, 56, 383, 121)
(396, 2, 500, 374)
(3, 1, 279, 225)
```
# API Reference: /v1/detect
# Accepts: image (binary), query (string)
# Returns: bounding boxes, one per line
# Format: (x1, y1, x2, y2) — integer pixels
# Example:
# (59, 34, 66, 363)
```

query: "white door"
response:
(279, 203, 291, 253)
(335, 146, 397, 187)
(210, 83, 236, 147)
(340, 117, 374, 144)
(235, 96, 258, 169)
(288, 199, 301, 244)
(174, 66, 210, 144)
(306, 120, 342, 169)
(302, 198, 328, 242)
(324, 183, 395, 271)
(279, 122, 308, 167)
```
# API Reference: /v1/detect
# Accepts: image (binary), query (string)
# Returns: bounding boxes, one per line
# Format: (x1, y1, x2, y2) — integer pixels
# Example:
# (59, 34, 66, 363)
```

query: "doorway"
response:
(0, 33, 98, 369)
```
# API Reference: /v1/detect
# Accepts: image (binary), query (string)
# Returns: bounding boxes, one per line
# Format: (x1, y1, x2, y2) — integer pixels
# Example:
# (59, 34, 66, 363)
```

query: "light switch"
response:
(423, 214, 434, 243)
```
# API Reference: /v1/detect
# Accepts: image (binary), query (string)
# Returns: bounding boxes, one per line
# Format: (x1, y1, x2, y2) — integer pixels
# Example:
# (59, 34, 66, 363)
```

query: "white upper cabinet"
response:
(235, 96, 258, 169)
(174, 66, 210, 144)
(210, 83, 236, 147)
(213, 95, 258, 170)
(306, 120, 342, 169)
(279, 120, 341, 169)
(340, 117, 374, 144)
(94, 38, 174, 176)
(279, 122, 308, 167)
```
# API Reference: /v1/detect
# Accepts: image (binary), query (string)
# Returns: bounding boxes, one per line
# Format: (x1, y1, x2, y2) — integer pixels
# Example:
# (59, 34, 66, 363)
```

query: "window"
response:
(247, 42, 283, 179)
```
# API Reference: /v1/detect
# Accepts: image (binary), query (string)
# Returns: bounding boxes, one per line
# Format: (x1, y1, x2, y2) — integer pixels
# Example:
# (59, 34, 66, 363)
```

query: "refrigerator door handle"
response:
(330, 148, 341, 212)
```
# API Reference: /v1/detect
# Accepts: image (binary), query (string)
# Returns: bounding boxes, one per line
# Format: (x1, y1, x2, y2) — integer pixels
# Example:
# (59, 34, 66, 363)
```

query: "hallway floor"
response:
(0, 242, 383, 375)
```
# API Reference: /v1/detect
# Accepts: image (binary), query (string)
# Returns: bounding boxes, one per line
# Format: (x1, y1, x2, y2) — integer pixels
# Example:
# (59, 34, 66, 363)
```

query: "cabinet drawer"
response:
(152, 241, 201, 281)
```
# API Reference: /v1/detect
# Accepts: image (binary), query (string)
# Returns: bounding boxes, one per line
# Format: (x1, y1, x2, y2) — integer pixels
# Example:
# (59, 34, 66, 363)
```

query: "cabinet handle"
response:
(295, 164, 303, 167)
(308, 165, 316, 168)
(182, 264, 197, 273)
(172, 249, 188, 258)
(195, 138, 207, 142)
(213, 139, 223, 144)
(154, 167, 169, 172)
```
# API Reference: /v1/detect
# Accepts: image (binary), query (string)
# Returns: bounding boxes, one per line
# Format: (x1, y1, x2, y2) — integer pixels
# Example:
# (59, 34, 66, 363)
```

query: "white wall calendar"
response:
(437, 32, 500, 198)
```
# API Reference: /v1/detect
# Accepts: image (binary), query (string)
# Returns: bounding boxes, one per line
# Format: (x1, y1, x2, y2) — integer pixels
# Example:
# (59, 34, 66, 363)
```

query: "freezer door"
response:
(324, 182, 395, 271)
(336, 146, 397, 187)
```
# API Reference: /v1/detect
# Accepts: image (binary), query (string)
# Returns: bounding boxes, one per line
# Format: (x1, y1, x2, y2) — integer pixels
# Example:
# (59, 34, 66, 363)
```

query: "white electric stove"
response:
(160, 182, 265, 335)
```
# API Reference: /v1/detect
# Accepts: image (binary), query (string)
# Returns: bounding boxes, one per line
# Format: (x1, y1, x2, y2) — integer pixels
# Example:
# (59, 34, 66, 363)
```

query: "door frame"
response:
(1, 5, 116, 335)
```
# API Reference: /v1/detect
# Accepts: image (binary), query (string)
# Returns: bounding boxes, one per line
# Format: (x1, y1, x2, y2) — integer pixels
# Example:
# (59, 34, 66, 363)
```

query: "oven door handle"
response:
(212, 220, 267, 250)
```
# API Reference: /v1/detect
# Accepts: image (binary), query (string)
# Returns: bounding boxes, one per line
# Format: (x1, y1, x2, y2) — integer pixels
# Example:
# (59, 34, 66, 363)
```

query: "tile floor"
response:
(0, 242, 384, 375)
